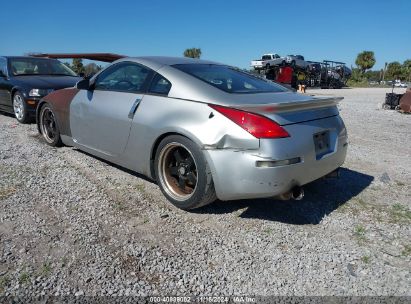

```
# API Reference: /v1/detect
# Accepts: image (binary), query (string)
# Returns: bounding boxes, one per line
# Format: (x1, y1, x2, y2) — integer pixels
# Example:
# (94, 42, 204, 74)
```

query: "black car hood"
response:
(12, 75, 82, 90)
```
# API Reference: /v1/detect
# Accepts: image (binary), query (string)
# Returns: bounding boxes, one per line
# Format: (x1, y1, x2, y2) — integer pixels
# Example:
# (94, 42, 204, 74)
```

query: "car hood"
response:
(12, 75, 82, 90)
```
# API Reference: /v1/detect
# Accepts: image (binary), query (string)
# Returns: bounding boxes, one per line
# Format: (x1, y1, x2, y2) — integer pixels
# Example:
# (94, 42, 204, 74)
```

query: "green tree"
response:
(349, 68, 364, 82)
(84, 63, 102, 77)
(364, 70, 381, 81)
(402, 59, 411, 82)
(355, 51, 376, 74)
(183, 48, 202, 59)
(386, 61, 402, 80)
(71, 58, 85, 75)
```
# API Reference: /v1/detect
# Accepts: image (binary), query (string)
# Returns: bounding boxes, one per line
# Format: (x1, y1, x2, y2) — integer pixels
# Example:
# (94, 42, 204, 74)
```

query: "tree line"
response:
(353, 51, 411, 83)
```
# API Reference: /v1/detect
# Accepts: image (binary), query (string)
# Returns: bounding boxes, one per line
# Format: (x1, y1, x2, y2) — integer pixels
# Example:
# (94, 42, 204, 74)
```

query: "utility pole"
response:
(382, 62, 387, 83)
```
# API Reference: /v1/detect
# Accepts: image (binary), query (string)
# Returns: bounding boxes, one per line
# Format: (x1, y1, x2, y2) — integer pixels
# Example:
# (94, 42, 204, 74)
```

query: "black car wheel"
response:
(13, 91, 30, 123)
(155, 135, 216, 210)
(39, 103, 62, 147)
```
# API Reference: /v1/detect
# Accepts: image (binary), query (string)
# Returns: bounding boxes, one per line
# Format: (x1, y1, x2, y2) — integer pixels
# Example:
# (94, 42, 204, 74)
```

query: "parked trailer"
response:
(251, 56, 351, 89)
(320, 60, 351, 89)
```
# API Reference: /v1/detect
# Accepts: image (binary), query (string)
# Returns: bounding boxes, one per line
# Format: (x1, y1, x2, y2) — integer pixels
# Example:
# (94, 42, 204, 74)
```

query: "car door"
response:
(70, 61, 153, 157)
(0, 57, 11, 108)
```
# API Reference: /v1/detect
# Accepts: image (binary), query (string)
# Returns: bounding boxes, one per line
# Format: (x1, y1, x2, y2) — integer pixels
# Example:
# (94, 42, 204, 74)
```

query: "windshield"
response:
(9, 58, 77, 76)
(173, 64, 288, 94)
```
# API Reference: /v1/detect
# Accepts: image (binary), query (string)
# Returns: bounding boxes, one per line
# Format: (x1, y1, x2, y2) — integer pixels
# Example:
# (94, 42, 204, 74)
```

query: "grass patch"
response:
(0, 275, 10, 292)
(340, 197, 411, 225)
(361, 255, 371, 264)
(136, 184, 145, 192)
(389, 204, 411, 223)
(40, 262, 52, 276)
(263, 228, 273, 234)
(395, 180, 405, 187)
(392, 203, 406, 211)
(18, 272, 30, 285)
(401, 245, 411, 257)
(354, 225, 366, 242)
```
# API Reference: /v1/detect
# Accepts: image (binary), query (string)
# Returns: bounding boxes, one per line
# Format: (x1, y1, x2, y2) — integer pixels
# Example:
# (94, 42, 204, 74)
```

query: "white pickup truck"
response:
(250, 54, 284, 70)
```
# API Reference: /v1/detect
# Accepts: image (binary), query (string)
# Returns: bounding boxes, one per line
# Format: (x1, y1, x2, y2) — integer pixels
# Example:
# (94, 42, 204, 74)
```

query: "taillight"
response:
(209, 104, 290, 139)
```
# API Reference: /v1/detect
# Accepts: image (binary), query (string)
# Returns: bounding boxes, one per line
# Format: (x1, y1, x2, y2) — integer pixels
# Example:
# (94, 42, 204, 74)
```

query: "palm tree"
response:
(355, 51, 376, 74)
(183, 48, 202, 59)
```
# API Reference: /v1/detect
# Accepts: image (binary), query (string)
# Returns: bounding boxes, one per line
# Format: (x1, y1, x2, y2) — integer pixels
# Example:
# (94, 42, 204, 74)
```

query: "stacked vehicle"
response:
(250, 53, 351, 89)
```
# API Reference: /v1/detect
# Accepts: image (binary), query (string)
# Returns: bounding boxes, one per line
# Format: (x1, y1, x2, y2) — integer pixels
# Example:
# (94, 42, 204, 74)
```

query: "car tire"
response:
(38, 103, 63, 147)
(265, 63, 270, 70)
(155, 135, 216, 210)
(13, 91, 30, 123)
(291, 60, 296, 68)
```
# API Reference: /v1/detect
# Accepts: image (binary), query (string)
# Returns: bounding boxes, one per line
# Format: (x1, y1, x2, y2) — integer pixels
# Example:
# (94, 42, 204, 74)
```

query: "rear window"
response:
(173, 64, 288, 94)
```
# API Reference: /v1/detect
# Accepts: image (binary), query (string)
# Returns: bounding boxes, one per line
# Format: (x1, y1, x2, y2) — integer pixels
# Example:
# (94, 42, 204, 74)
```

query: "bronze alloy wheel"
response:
(157, 142, 198, 202)
(40, 107, 58, 144)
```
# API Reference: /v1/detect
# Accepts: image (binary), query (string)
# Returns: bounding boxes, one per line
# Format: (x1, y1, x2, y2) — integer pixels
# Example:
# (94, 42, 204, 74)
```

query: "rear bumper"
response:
(204, 115, 348, 201)
(251, 64, 263, 69)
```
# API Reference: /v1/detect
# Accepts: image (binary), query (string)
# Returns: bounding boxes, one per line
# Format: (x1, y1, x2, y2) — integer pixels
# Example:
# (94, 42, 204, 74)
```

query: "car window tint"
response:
(8, 58, 77, 76)
(173, 64, 288, 94)
(0, 58, 6, 75)
(148, 74, 171, 95)
(95, 62, 151, 93)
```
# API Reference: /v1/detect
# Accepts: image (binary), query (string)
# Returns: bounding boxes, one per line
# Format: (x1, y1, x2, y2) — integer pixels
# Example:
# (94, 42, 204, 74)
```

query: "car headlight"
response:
(29, 89, 51, 97)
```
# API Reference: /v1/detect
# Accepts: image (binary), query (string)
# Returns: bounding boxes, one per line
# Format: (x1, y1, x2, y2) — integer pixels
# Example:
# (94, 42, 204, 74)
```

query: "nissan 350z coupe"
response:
(37, 56, 348, 210)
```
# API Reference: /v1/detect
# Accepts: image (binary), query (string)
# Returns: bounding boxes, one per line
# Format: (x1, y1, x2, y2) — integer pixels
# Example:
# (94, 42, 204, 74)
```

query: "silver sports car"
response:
(37, 57, 347, 210)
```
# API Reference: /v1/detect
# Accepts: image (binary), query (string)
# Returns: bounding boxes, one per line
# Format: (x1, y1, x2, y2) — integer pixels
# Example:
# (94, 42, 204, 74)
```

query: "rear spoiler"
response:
(233, 97, 343, 114)
(28, 53, 126, 63)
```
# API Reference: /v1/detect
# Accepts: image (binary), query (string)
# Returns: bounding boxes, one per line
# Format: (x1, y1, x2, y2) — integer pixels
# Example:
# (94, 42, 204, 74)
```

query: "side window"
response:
(148, 73, 172, 95)
(94, 62, 152, 93)
(0, 58, 7, 76)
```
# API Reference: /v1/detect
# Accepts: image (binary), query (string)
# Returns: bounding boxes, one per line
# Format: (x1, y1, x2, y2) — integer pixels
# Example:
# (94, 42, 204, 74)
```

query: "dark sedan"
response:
(0, 56, 81, 123)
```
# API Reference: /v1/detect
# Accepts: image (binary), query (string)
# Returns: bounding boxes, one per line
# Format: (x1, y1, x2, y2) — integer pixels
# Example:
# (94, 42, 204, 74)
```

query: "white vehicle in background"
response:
(394, 79, 407, 88)
(251, 53, 285, 70)
(285, 55, 310, 69)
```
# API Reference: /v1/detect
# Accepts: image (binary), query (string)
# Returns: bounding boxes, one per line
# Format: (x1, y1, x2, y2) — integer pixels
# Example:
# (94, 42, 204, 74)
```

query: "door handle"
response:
(128, 98, 142, 119)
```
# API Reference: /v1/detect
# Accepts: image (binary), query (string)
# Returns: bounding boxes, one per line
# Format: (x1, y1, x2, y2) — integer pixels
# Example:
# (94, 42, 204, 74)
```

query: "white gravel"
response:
(0, 87, 410, 297)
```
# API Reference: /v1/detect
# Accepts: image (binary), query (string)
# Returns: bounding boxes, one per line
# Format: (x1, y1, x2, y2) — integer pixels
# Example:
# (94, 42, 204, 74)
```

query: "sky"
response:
(0, 0, 409, 70)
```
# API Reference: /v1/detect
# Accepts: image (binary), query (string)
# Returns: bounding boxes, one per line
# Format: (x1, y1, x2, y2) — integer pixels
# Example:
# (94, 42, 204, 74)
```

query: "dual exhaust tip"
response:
(276, 168, 339, 201)
(276, 186, 304, 201)
(291, 186, 304, 200)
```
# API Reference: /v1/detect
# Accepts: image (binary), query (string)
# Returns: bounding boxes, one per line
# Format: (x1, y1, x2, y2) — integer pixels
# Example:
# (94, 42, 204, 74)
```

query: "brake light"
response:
(209, 104, 289, 139)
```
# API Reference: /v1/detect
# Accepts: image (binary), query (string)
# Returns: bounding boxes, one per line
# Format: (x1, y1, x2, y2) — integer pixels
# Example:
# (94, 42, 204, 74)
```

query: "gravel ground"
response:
(0, 87, 410, 297)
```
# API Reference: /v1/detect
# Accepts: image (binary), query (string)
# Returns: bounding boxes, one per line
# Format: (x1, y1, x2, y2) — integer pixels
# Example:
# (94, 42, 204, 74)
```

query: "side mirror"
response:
(76, 79, 93, 90)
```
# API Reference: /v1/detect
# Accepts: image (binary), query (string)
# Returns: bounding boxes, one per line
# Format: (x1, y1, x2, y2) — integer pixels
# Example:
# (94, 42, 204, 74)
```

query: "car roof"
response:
(116, 56, 223, 71)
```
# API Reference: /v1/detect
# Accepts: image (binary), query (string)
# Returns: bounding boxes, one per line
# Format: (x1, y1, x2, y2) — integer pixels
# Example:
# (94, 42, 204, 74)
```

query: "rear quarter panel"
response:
(119, 95, 259, 178)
